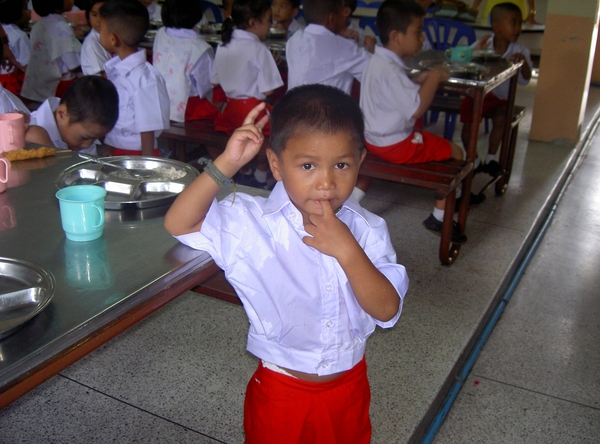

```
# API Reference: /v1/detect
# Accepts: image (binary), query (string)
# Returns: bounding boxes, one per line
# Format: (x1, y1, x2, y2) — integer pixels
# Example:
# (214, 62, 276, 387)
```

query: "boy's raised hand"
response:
(475, 34, 493, 50)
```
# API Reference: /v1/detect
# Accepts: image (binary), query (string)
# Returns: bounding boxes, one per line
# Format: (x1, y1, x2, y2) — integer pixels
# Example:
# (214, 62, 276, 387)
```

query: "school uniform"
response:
(360, 46, 451, 164)
(146, 1, 162, 22)
(153, 27, 217, 122)
(103, 50, 170, 155)
(286, 18, 304, 33)
(286, 24, 371, 95)
(80, 29, 112, 76)
(21, 14, 81, 102)
(210, 29, 283, 134)
(0, 84, 29, 114)
(0, 24, 31, 95)
(29, 97, 97, 154)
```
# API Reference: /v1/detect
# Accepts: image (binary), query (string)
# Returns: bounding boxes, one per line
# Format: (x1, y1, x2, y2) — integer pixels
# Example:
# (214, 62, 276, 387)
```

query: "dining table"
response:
(0, 149, 228, 408)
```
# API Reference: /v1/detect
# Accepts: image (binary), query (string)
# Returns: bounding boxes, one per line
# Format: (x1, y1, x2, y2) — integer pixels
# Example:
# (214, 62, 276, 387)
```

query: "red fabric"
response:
(244, 358, 371, 444)
(214, 97, 271, 135)
(111, 147, 160, 157)
(459, 93, 507, 123)
(55, 78, 77, 98)
(366, 130, 452, 164)
(212, 85, 227, 103)
(0, 71, 24, 96)
(184, 96, 218, 121)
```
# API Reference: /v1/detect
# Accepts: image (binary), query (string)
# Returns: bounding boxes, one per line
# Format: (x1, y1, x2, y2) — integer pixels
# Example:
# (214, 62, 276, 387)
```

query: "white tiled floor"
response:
(1, 81, 599, 443)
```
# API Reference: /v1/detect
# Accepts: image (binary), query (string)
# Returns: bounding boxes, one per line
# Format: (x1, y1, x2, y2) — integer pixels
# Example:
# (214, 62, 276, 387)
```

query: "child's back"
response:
(285, 0, 370, 95)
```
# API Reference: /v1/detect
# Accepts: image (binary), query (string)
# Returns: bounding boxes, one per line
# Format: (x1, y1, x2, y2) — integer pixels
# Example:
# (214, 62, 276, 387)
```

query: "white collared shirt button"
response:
(326, 320, 334, 328)
(325, 284, 333, 292)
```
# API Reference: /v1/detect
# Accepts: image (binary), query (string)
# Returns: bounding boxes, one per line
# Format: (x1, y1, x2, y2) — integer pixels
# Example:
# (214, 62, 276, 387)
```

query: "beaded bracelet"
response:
(198, 157, 234, 188)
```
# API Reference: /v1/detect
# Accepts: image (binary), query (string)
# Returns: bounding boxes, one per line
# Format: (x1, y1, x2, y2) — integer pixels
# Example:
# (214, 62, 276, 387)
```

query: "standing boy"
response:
(460, 2, 532, 177)
(285, 0, 371, 95)
(164, 85, 408, 443)
(99, 0, 170, 156)
(359, 0, 477, 244)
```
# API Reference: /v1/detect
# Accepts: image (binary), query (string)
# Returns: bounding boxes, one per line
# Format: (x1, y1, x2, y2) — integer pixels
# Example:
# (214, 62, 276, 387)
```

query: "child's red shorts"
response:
(184, 96, 218, 121)
(459, 93, 507, 123)
(112, 147, 160, 156)
(0, 71, 24, 96)
(214, 97, 271, 135)
(244, 357, 371, 444)
(366, 130, 452, 164)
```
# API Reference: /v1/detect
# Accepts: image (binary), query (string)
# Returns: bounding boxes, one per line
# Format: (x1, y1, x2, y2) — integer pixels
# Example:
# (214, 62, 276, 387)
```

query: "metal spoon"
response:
(78, 153, 156, 179)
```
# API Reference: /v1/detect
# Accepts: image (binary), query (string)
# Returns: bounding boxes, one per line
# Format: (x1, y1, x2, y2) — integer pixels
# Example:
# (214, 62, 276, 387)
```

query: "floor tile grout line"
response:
(57, 374, 229, 444)
(470, 374, 600, 411)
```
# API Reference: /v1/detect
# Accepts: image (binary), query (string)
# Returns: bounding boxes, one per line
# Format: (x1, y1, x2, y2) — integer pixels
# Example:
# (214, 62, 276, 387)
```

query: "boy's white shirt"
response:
(210, 29, 283, 100)
(103, 50, 170, 150)
(80, 29, 112, 76)
(147, 1, 162, 22)
(360, 46, 420, 146)
(153, 27, 214, 122)
(175, 181, 408, 376)
(286, 23, 371, 94)
(0, 24, 31, 74)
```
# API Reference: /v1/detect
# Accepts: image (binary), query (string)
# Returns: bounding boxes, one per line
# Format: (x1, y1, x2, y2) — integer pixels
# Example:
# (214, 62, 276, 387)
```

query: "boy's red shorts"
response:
(459, 93, 507, 123)
(214, 97, 271, 135)
(111, 147, 160, 156)
(0, 71, 24, 96)
(244, 357, 371, 444)
(184, 96, 218, 121)
(366, 130, 452, 164)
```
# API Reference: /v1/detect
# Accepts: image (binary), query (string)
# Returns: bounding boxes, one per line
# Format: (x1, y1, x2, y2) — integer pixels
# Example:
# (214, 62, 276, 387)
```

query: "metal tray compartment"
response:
(0, 258, 55, 339)
(55, 157, 199, 209)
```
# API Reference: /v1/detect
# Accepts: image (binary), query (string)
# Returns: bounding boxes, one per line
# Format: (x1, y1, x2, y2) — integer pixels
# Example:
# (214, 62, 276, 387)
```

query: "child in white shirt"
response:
(22, 0, 81, 103)
(153, 0, 217, 123)
(286, 0, 371, 95)
(80, 0, 111, 76)
(99, 0, 170, 156)
(0, 0, 31, 96)
(139, 0, 161, 22)
(271, 0, 304, 33)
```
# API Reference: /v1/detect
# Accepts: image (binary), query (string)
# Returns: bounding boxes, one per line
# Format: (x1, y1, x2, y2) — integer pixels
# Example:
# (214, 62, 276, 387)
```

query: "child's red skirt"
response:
(244, 357, 371, 444)
(0, 71, 24, 96)
(184, 96, 218, 121)
(214, 97, 271, 135)
(366, 130, 452, 164)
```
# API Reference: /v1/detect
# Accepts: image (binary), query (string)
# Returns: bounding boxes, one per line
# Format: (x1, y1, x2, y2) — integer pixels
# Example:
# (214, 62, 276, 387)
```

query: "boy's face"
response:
(267, 130, 366, 225)
(249, 10, 272, 41)
(271, 0, 298, 26)
(89, 2, 104, 33)
(98, 17, 115, 52)
(394, 16, 424, 57)
(492, 10, 522, 43)
(56, 104, 110, 150)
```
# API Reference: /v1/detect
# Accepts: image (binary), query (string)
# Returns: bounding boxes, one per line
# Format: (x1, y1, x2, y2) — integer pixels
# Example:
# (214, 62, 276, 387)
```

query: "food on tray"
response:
(4, 147, 57, 162)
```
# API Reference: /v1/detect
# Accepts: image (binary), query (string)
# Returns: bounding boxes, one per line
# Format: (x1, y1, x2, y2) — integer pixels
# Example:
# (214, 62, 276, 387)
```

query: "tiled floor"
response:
(1, 80, 599, 444)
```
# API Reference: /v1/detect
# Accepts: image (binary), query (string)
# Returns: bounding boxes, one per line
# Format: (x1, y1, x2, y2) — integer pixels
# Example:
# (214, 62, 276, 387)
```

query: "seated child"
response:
(359, 0, 474, 244)
(25, 75, 119, 154)
(153, 0, 218, 123)
(164, 84, 408, 443)
(0, 0, 31, 96)
(0, 83, 29, 114)
(99, 0, 170, 157)
(286, 0, 371, 95)
(339, 0, 376, 53)
(138, 0, 161, 22)
(80, 0, 112, 76)
(460, 2, 532, 177)
(21, 0, 82, 103)
(271, 0, 304, 33)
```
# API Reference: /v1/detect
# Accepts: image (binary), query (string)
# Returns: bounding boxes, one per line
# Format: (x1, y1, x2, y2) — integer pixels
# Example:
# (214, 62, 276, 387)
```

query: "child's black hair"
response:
(270, 84, 365, 155)
(222, 0, 271, 45)
(342, 0, 357, 14)
(83, 0, 105, 26)
(99, 0, 149, 47)
(377, 0, 425, 46)
(284, 0, 301, 9)
(60, 75, 119, 130)
(31, 0, 65, 17)
(303, 0, 344, 25)
(490, 2, 523, 24)
(0, 0, 24, 24)
(161, 0, 203, 29)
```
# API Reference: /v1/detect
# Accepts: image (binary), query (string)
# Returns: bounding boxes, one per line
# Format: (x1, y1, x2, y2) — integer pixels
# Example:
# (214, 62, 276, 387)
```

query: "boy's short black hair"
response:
(60, 75, 119, 130)
(490, 2, 523, 24)
(289, 0, 301, 8)
(303, 0, 344, 25)
(270, 84, 365, 155)
(342, 0, 357, 13)
(100, 0, 149, 47)
(32, 0, 64, 16)
(377, 0, 425, 46)
(0, 0, 24, 24)
(161, 0, 203, 29)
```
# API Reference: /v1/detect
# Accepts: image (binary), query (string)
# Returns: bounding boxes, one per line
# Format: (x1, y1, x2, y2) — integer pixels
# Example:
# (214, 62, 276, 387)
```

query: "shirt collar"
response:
(375, 45, 407, 68)
(104, 49, 146, 77)
(165, 27, 198, 39)
(231, 29, 261, 42)
(305, 24, 335, 36)
(262, 181, 373, 227)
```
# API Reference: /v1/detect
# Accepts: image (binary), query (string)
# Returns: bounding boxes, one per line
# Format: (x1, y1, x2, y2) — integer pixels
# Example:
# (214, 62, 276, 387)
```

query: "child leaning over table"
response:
(358, 0, 482, 245)
(164, 84, 408, 444)
(25, 75, 119, 154)
(99, 0, 170, 157)
(460, 2, 532, 177)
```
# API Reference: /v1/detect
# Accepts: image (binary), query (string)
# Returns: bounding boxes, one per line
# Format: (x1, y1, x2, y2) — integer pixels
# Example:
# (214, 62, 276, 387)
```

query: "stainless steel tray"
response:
(55, 156, 199, 210)
(0, 258, 55, 340)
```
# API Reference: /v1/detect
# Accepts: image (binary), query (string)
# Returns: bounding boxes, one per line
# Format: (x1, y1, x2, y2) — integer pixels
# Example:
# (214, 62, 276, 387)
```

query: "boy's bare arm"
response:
(164, 103, 268, 236)
(25, 125, 54, 148)
(413, 67, 449, 119)
(140, 131, 155, 156)
(511, 53, 532, 80)
(303, 201, 400, 322)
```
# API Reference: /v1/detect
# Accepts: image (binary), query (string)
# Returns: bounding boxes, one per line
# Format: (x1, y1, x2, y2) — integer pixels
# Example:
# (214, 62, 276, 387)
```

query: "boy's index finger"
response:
(320, 199, 335, 217)
(243, 102, 267, 126)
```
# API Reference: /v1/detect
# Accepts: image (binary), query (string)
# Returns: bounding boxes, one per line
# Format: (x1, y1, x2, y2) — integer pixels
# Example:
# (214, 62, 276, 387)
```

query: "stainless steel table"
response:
(0, 150, 217, 408)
